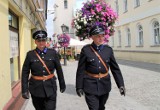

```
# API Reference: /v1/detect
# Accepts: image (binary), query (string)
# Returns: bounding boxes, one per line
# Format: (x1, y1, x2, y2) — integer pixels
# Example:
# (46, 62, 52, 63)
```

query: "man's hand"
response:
(60, 87, 66, 93)
(119, 86, 126, 96)
(60, 82, 66, 93)
(76, 88, 84, 97)
(22, 91, 29, 99)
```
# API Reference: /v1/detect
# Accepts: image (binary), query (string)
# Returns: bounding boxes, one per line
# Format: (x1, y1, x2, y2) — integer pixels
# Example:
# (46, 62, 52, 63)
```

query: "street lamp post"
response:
(61, 24, 67, 66)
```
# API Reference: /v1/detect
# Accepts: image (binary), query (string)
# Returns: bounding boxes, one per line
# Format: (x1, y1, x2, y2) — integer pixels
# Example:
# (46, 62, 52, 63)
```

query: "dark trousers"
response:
(31, 93, 57, 110)
(85, 92, 109, 110)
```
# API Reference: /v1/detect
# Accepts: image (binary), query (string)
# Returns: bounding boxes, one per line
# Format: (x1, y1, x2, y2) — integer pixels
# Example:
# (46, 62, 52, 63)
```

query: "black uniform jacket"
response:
(76, 43, 124, 96)
(22, 48, 65, 97)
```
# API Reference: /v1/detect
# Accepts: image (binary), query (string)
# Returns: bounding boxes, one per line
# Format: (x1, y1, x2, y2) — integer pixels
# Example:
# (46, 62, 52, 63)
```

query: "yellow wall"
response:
(0, 0, 12, 109)
(107, 0, 160, 64)
(0, 0, 34, 109)
(0, 0, 47, 109)
(19, 16, 32, 70)
(114, 51, 160, 64)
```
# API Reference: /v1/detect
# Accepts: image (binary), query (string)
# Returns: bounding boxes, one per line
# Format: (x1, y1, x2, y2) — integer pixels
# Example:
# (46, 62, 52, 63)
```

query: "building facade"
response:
(107, 0, 160, 64)
(0, 0, 47, 109)
(53, 0, 76, 39)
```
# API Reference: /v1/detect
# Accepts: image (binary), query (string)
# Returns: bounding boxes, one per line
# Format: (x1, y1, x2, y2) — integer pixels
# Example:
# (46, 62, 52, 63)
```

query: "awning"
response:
(69, 38, 88, 46)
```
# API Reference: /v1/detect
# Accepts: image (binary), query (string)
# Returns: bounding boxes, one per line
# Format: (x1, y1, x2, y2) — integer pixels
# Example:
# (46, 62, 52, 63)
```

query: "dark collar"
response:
(36, 47, 48, 54)
(91, 42, 104, 51)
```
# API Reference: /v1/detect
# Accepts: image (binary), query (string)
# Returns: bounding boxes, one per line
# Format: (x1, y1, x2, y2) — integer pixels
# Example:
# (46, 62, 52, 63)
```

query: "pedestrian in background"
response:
(76, 25, 126, 110)
(21, 30, 66, 110)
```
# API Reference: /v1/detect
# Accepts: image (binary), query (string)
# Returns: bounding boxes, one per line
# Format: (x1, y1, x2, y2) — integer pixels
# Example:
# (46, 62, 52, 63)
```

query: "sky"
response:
(46, 0, 55, 38)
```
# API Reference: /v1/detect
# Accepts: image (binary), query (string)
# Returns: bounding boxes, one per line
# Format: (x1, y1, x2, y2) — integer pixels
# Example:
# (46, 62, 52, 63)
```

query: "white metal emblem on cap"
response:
(35, 33, 45, 39)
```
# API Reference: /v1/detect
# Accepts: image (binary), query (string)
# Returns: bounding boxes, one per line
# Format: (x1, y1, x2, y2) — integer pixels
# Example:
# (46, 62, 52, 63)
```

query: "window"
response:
(9, 14, 12, 26)
(64, 0, 68, 9)
(8, 11, 20, 86)
(137, 25, 143, 46)
(126, 28, 131, 46)
(123, 0, 128, 12)
(9, 12, 18, 29)
(118, 30, 121, 46)
(153, 21, 160, 45)
(115, 0, 119, 15)
(134, 0, 140, 7)
(112, 37, 114, 47)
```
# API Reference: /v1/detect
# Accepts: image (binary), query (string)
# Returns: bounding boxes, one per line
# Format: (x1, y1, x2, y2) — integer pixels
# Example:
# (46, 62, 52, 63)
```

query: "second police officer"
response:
(76, 25, 126, 110)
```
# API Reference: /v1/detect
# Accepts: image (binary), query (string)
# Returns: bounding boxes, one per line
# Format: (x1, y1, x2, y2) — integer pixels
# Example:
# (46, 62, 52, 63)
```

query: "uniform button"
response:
(42, 56, 44, 59)
(43, 70, 45, 72)
(99, 67, 101, 69)
(99, 61, 100, 63)
(42, 53, 44, 54)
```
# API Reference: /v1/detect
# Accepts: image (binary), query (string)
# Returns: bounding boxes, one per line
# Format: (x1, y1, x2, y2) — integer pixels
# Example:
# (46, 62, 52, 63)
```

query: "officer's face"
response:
(35, 39, 46, 50)
(91, 34, 105, 45)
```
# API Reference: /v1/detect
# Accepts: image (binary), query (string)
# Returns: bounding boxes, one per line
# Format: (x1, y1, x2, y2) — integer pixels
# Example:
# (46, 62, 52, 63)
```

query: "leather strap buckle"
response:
(32, 74, 54, 81)
(43, 75, 48, 81)
(85, 71, 108, 78)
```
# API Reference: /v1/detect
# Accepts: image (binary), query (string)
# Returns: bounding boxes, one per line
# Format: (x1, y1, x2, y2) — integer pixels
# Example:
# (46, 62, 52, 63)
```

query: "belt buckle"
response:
(43, 75, 48, 81)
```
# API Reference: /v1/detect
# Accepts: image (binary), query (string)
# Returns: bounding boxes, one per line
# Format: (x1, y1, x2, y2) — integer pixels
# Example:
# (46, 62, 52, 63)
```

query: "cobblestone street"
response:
(22, 60, 160, 110)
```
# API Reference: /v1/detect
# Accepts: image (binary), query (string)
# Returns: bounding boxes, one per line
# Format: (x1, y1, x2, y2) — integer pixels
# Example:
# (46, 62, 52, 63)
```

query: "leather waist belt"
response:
(32, 74, 54, 81)
(86, 71, 108, 78)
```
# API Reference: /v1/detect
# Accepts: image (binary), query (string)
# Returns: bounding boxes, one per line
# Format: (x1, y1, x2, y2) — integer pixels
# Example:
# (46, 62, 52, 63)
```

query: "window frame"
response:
(123, 0, 128, 13)
(115, 0, 119, 15)
(118, 30, 121, 47)
(64, 0, 68, 9)
(9, 10, 20, 87)
(125, 28, 131, 47)
(136, 25, 143, 46)
(152, 21, 160, 45)
(134, 0, 140, 8)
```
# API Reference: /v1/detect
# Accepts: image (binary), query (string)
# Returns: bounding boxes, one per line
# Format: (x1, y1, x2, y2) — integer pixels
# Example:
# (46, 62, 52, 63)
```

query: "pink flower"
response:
(101, 17, 106, 21)
(105, 29, 110, 34)
(105, 35, 110, 39)
(58, 34, 70, 47)
(101, 12, 107, 17)
(96, 4, 102, 12)
(91, 9, 96, 15)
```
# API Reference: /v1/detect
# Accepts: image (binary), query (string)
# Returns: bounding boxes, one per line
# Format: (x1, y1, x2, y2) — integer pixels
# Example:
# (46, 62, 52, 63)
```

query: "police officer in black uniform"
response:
(21, 30, 66, 110)
(76, 25, 125, 110)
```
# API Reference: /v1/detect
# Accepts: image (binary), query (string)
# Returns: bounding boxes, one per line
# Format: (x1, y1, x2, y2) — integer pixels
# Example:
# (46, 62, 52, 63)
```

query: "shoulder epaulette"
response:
(83, 44, 90, 48)
(29, 49, 35, 53)
(103, 44, 111, 48)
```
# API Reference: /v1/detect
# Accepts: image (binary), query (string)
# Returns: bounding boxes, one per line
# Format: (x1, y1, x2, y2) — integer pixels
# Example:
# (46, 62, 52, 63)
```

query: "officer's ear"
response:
(35, 39, 38, 44)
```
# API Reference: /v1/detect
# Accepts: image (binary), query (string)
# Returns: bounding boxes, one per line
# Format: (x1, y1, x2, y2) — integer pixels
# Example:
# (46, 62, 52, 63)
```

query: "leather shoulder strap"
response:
(90, 46, 108, 72)
(34, 50, 51, 75)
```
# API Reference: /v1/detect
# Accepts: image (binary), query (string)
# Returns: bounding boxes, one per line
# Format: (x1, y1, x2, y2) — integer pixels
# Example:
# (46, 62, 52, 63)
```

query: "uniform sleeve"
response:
(109, 48, 125, 88)
(21, 52, 30, 93)
(76, 48, 86, 89)
(54, 51, 66, 89)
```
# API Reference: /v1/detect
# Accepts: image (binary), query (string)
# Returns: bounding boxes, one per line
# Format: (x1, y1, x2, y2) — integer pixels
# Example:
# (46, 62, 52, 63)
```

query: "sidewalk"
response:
(21, 60, 160, 110)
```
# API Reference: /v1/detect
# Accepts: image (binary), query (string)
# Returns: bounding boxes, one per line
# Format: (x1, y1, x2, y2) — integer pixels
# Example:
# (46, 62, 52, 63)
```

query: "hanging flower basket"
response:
(58, 34, 70, 47)
(72, 0, 118, 41)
